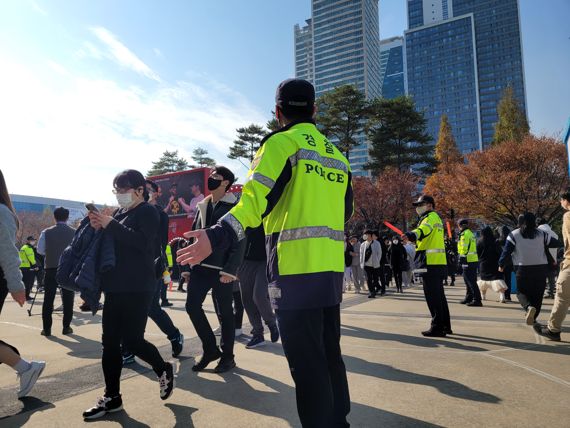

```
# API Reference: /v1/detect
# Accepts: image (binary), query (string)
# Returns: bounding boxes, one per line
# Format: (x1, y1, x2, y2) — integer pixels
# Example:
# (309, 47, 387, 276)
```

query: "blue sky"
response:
(1, 0, 568, 204)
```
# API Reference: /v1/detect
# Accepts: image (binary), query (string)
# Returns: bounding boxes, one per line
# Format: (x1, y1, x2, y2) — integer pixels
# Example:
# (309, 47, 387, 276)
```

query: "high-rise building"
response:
(379, 36, 405, 100)
(294, 0, 381, 176)
(405, 0, 526, 151)
(294, 19, 314, 83)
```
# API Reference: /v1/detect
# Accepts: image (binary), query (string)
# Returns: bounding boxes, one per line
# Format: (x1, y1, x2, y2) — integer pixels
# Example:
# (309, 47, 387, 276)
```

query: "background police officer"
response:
(177, 78, 353, 428)
(19, 236, 38, 302)
(458, 219, 483, 306)
(403, 195, 452, 337)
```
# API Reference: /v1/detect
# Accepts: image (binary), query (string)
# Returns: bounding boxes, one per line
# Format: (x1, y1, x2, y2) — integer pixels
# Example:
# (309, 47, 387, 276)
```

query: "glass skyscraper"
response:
(294, 0, 381, 176)
(405, 0, 526, 151)
(379, 36, 405, 100)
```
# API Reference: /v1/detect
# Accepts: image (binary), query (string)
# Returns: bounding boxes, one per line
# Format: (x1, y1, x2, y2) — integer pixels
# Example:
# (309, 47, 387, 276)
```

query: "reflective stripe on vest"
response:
(289, 148, 349, 173)
(279, 226, 344, 243)
(221, 213, 246, 241)
(250, 172, 275, 190)
(426, 249, 445, 254)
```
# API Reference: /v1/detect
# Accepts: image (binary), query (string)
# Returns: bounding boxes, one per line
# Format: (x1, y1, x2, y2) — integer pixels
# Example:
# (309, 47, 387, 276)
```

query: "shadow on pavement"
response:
(164, 403, 198, 428)
(0, 397, 55, 423)
(44, 333, 102, 361)
(344, 355, 501, 404)
(84, 408, 151, 427)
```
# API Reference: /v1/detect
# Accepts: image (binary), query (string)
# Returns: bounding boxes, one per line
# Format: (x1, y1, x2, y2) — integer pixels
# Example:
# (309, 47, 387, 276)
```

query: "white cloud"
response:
(0, 57, 265, 205)
(90, 26, 161, 82)
(29, 0, 47, 16)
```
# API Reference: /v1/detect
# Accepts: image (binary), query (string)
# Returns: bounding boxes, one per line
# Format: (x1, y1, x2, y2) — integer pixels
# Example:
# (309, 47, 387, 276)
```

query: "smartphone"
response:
(85, 203, 99, 213)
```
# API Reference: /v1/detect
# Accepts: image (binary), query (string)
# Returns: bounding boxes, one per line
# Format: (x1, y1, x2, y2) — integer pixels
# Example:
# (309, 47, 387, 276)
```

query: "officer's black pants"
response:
(276, 304, 350, 428)
(463, 263, 482, 303)
(42, 268, 75, 332)
(422, 269, 451, 331)
(20, 268, 35, 300)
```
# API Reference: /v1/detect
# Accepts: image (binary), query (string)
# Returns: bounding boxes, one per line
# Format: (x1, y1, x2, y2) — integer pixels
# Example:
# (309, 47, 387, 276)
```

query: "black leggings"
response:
(102, 292, 167, 397)
(516, 265, 547, 320)
(393, 269, 403, 291)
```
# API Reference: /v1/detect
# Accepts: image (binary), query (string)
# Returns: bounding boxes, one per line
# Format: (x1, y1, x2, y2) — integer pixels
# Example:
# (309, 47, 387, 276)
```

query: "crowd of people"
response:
(1, 78, 569, 427)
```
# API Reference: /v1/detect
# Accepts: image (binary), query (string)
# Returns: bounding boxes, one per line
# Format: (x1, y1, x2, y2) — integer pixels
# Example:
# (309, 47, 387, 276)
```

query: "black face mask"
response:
(208, 177, 223, 191)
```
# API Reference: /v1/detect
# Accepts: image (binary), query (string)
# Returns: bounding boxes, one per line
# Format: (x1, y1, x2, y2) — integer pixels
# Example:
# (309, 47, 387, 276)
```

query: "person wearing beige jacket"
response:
(534, 189, 570, 341)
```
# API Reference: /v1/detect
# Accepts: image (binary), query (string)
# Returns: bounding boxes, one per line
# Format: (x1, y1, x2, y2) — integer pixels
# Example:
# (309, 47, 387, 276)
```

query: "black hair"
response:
(561, 188, 570, 202)
(518, 212, 537, 239)
(536, 217, 546, 226)
(113, 169, 148, 201)
(481, 226, 495, 245)
(278, 105, 314, 122)
(54, 207, 69, 222)
(364, 230, 374, 236)
(213, 165, 236, 192)
(145, 179, 159, 193)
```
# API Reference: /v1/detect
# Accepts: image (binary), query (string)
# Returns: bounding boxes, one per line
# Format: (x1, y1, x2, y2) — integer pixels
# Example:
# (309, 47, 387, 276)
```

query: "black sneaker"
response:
(40, 329, 51, 337)
(459, 299, 472, 305)
(467, 301, 483, 307)
(122, 353, 135, 365)
(533, 323, 561, 341)
(245, 335, 266, 349)
(158, 363, 175, 400)
(214, 357, 236, 373)
(171, 334, 184, 358)
(83, 395, 123, 420)
(161, 301, 173, 307)
(62, 326, 74, 335)
(367, 293, 376, 299)
(421, 329, 447, 337)
(192, 349, 222, 372)
(443, 327, 454, 335)
(269, 325, 280, 343)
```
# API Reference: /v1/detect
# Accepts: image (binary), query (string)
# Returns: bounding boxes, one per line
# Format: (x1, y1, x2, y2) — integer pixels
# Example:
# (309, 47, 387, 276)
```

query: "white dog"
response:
(477, 279, 508, 303)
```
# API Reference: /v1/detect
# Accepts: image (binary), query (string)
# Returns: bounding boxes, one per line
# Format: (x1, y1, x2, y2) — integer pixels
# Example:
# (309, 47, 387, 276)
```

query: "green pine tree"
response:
(228, 124, 267, 166)
(148, 150, 191, 176)
(192, 148, 216, 168)
(365, 96, 434, 175)
(435, 114, 463, 173)
(316, 85, 368, 160)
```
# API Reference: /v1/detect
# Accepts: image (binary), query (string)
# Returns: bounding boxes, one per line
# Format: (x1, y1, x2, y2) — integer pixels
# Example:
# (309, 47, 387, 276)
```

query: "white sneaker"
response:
(18, 361, 46, 398)
(213, 326, 222, 336)
(526, 306, 536, 325)
(235, 328, 243, 337)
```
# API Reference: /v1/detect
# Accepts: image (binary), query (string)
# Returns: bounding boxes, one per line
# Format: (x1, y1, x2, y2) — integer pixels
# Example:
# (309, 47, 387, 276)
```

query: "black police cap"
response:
(412, 195, 435, 207)
(275, 78, 315, 109)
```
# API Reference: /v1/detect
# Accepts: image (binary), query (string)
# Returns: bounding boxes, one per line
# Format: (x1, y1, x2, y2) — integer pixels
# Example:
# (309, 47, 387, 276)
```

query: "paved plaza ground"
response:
(1, 280, 569, 427)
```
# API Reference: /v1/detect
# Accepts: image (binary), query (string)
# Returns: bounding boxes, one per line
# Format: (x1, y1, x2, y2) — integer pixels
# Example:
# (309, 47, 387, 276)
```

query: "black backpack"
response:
(344, 243, 353, 267)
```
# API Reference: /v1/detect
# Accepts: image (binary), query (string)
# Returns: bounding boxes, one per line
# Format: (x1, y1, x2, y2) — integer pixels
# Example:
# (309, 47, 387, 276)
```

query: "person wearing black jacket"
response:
(186, 166, 246, 373)
(121, 180, 184, 365)
(83, 170, 174, 420)
(238, 225, 279, 349)
(496, 226, 513, 301)
(388, 237, 407, 293)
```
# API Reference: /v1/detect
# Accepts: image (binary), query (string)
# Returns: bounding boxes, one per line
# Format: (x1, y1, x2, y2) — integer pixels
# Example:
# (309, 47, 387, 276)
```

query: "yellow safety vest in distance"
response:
(165, 245, 173, 268)
(221, 121, 353, 310)
(19, 244, 36, 268)
(412, 211, 446, 271)
(458, 228, 478, 263)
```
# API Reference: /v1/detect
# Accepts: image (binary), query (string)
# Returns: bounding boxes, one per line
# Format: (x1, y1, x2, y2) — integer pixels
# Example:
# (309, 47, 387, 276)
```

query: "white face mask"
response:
(362, 234, 368, 241)
(416, 205, 427, 216)
(116, 192, 134, 209)
(393, 240, 399, 245)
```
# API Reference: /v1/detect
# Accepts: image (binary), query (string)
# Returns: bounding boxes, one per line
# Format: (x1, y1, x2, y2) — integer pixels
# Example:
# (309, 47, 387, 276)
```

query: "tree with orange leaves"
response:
(424, 135, 568, 227)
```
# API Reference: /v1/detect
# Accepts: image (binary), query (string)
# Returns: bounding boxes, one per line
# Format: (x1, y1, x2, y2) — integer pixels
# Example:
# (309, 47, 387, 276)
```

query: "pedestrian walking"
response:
(458, 219, 483, 306)
(349, 236, 365, 293)
(177, 78, 353, 427)
(122, 180, 184, 365)
(343, 236, 354, 292)
(237, 225, 279, 349)
(83, 169, 175, 420)
(403, 195, 452, 337)
(37, 207, 76, 337)
(537, 218, 559, 298)
(0, 169, 46, 399)
(444, 238, 457, 286)
(499, 212, 560, 326)
(496, 225, 513, 301)
(19, 235, 38, 301)
(476, 226, 507, 303)
(388, 236, 407, 293)
(534, 189, 570, 341)
(185, 166, 246, 373)
(360, 230, 382, 298)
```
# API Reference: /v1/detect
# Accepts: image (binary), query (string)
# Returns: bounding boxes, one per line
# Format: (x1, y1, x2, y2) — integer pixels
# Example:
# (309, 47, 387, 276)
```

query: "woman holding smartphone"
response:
(83, 169, 174, 420)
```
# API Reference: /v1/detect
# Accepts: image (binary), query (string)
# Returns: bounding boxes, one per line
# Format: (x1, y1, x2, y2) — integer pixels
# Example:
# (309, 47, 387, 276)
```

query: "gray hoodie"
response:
(0, 204, 24, 293)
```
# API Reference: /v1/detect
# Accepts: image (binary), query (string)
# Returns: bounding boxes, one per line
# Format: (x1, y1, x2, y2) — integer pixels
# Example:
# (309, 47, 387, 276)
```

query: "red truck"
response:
(148, 167, 242, 242)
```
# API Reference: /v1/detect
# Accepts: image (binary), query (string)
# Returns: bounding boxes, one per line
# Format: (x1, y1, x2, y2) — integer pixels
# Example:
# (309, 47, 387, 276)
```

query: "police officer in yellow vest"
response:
(177, 78, 353, 428)
(458, 219, 483, 306)
(403, 195, 452, 337)
(19, 236, 38, 301)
